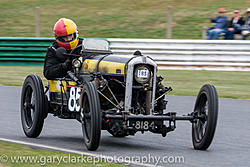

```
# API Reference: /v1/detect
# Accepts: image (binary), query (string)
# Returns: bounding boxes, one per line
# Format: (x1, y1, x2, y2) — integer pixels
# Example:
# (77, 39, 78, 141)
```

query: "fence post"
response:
(167, 6, 172, 39)
(35, 7, 40, 37)
(202, 26, 208, 40)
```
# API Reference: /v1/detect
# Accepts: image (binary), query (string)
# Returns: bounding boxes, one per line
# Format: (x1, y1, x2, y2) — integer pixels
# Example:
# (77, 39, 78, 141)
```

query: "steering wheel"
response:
(70, 44, 83, 54)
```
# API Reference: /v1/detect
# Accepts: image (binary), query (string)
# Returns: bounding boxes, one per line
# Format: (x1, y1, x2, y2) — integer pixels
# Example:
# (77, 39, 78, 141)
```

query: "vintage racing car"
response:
(21, 39, 218, 151)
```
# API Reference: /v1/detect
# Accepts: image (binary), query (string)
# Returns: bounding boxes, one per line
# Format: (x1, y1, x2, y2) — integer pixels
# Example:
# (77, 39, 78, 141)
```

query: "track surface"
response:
(0, 86, 249, 166)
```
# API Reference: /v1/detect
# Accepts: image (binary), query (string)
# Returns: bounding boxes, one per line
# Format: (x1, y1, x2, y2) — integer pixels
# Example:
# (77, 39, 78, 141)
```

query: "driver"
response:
(43, 18, 83, 80)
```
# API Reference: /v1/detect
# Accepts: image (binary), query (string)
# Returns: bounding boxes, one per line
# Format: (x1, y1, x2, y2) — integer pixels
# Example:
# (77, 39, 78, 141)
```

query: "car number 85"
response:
(68, 87, 81, 112)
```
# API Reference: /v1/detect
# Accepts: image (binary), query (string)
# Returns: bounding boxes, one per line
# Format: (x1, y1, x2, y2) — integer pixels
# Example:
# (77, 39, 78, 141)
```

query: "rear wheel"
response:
(192, 84, 218, 150)
(81, 82, 101, 151)
(21, 74, 45, 138)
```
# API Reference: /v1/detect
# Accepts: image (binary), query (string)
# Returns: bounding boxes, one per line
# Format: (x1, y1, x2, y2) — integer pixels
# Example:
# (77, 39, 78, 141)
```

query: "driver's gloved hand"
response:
(62, 58, 72, 71)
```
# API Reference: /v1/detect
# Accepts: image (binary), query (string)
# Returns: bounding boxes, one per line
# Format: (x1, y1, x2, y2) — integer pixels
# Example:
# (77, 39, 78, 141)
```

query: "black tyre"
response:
(81, 82, 101, 151)
(21, 74, 45, 138)
(192, 84, 218, 150)
(43, 95, 49, 119)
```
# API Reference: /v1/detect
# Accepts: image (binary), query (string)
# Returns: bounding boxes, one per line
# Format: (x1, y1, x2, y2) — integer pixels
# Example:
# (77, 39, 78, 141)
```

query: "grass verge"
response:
(0, 0, 249, 39)
(0, 140, 124, 167)
(0, 65, 249, 99)
(158, 70, 250, 99)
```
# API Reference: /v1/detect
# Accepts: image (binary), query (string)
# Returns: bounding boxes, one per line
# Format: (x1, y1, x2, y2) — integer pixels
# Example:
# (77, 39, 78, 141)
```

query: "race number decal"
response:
(68, 87, 81, 112)
(137, 69, 149, 78)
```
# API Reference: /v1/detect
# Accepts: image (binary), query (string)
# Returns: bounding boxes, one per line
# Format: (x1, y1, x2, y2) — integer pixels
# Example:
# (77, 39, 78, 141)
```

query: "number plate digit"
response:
(132, 121, 151, 130)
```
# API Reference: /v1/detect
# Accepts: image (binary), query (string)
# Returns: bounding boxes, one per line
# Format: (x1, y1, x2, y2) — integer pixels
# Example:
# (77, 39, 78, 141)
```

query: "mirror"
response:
(82, 39, 110, 51)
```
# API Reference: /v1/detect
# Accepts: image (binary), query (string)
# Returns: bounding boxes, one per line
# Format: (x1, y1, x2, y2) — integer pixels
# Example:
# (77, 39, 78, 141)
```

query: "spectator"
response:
(208, 8, 228, 40)
(225, 9, 244, 40)
(241, 8, 250, 40)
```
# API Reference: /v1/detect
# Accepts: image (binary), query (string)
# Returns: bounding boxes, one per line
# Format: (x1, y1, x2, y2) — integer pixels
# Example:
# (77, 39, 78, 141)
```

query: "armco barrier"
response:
(1, 37, 250, 71)
(0, 37, 54, 65)
(108, 38, 250, 71)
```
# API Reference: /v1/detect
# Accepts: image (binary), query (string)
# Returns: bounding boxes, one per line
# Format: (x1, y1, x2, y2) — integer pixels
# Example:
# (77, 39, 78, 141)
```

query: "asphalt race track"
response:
(0, 86, 249, 167)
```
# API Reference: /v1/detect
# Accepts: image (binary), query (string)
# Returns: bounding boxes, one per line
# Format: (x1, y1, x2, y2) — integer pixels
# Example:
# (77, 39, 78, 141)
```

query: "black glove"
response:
(62, 58, 72, 71)
(56, 47, 67, 62)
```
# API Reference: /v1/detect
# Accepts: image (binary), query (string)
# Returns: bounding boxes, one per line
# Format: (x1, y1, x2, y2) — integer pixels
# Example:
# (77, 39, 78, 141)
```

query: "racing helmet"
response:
(53, 18, 79, 50)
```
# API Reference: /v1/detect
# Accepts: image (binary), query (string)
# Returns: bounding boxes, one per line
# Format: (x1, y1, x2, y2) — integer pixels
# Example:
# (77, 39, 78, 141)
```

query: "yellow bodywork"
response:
(82, 59, 125, 74)
(49, 55, 135, 92)
(49, 80, 77, 93)
(81, 55, 134, 75)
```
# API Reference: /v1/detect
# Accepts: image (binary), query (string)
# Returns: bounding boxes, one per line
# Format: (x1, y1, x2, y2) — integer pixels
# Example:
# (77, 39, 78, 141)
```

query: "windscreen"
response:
(82, 39, 110, 51)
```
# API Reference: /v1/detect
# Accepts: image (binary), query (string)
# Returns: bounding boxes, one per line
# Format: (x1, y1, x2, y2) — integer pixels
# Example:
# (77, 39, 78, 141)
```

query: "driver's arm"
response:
(43, 47, 72, 80)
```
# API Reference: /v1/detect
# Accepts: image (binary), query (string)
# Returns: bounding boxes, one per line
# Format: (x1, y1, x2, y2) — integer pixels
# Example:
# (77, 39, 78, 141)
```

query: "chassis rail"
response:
(105, 114, 194, 121)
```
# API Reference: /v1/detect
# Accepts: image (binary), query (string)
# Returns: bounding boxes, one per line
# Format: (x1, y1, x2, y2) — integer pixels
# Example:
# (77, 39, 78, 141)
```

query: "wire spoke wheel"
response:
(21, 74, 46, 138)
(80, 82, 101, 151)
(192, 84, 218, 150)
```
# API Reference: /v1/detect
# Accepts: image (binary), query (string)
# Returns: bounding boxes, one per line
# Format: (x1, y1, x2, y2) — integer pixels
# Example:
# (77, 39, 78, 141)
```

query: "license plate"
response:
(137, 69, 149, 78)
(128, 120, 155, 130)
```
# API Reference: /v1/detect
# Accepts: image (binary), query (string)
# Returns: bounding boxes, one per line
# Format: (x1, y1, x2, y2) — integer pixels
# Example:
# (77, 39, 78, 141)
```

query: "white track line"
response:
(0, 137, 161, 167)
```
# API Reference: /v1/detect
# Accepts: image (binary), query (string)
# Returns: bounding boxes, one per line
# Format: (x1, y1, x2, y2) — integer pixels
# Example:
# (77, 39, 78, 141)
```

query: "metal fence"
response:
(108, 38, 250, 71)
(1, 37, 250, 71)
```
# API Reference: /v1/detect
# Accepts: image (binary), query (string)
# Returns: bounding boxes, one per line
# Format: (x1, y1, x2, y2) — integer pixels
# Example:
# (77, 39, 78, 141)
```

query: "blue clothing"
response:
(208, 29, 227, 40)
(211, 16, 228, 29)
(225, 29, 241, 40)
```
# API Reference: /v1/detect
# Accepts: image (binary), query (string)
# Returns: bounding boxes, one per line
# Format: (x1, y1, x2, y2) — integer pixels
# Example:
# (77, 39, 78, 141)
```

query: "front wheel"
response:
(21, 74, 45, 138)
(80, 82, 101, 151)
(192, 84, 218, 150)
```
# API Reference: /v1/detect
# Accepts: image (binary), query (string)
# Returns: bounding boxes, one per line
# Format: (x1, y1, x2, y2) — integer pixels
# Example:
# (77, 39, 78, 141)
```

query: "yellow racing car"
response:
(21, 39, 218, 151)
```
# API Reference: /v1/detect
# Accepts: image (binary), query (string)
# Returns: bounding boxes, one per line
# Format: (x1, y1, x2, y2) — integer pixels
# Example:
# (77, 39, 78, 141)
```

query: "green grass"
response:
(0, 0, 249, 39)
(0, 141, 124, 167)
(158, 70, 250, 99)
(0, 65, 249, 99)
(0, 66, 46, 86)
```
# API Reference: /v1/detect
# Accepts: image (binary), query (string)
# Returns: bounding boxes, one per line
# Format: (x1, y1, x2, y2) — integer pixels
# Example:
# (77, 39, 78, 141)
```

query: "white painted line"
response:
(0, 137, 161, 167)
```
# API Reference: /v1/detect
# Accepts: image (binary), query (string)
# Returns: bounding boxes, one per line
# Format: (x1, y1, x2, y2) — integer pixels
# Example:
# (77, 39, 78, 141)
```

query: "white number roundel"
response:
(68, 87, 81, 112)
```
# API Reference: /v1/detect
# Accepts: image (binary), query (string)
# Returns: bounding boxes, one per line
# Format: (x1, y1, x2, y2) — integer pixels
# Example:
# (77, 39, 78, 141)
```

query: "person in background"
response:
(225, 9, 244, 40)
(207, 8, 228, 40)
(241, 8, 250, 40)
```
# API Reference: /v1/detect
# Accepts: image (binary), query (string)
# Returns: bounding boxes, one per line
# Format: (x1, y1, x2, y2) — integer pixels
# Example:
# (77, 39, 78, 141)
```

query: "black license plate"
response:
(128, 120, 156, 131)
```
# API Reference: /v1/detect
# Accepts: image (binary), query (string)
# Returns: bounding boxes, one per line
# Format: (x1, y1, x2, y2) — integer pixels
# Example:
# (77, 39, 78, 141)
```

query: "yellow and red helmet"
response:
(53, 18, 79, 50)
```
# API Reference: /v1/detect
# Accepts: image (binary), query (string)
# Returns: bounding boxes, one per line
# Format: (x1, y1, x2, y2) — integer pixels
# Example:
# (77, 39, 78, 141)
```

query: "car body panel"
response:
(81, 54, 135, 75)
